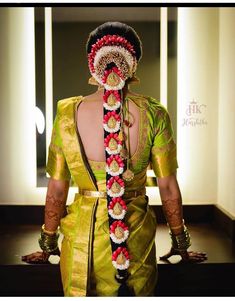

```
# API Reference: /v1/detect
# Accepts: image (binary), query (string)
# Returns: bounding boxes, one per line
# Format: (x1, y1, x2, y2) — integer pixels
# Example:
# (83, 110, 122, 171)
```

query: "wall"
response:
(217, 8, 235, 217)
(177, 8, 219, 204)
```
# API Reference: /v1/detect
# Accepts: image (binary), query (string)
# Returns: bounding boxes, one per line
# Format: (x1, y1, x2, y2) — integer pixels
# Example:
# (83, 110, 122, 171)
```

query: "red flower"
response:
(107, 176, 125, 189)
(103, 111, 121, 124)
(112, 247, 130, 261)
(104, 133, 122, 147)
(88, 34, 136, 73)
(106, 155, 124, 168)
(103, 90, 121, 102)
(109, 220, 129, 234)
(102, 67, 124, 83)
(108, 197, 127, 210)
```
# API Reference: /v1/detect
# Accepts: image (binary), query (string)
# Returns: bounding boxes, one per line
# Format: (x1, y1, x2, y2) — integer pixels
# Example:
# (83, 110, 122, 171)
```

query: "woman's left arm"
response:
(157, 172, 208, 263)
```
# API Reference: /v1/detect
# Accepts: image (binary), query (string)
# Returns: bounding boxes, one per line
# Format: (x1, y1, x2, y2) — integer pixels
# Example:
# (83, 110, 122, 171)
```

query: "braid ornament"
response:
(88, 34, 137, 296)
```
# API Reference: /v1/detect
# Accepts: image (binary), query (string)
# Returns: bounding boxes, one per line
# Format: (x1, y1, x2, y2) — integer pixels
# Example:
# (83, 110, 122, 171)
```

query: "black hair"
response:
(86, 21, 143, 62)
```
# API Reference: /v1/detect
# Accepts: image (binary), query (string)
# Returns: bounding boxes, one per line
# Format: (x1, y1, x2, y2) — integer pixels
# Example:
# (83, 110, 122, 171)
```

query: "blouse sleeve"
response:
(45, 113, 71, 181)
(150, 107, 178, 178)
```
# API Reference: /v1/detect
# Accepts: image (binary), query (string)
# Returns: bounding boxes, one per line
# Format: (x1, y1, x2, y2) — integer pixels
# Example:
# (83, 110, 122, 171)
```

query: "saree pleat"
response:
(46, 95, 178, 296)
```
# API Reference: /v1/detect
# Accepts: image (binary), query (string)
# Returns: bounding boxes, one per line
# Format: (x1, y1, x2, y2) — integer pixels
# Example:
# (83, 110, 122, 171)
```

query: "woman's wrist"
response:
(167, 219, 185, 235)
(38, 224, 60, 254)
(168, 223, 192, 251)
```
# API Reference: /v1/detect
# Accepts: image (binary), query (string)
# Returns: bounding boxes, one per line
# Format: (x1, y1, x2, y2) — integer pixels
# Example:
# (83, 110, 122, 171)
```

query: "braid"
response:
(87, 24, 140, 296)
(103, 85, 132, 296)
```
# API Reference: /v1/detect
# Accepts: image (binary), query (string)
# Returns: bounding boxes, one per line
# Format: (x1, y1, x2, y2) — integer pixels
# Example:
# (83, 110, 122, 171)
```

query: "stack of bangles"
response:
(167, 220, 192, 251)
(38, 224, 60, 254)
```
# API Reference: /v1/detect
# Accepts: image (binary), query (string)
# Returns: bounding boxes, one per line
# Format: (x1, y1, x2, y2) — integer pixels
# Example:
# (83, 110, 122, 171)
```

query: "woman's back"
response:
(76, 88, 140, 163)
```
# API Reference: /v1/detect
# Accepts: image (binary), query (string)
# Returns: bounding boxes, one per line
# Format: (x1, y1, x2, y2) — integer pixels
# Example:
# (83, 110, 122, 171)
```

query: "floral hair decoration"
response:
(87, 34, 137, 296)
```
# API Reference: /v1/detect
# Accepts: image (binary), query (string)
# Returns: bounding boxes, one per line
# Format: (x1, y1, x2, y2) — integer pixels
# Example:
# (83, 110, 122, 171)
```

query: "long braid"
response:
(88, 34, 138, 296)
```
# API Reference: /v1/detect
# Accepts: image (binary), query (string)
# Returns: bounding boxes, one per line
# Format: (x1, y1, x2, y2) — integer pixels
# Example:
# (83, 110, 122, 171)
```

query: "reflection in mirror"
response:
(36, 7, 177, 187)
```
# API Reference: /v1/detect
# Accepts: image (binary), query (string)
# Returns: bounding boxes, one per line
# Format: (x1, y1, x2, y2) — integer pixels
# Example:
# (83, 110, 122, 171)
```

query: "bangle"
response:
(169, 224, 191, 251)
(39, 225, 59, 254)
(42, 224, 58, 235)
(167, 219, 185, 230)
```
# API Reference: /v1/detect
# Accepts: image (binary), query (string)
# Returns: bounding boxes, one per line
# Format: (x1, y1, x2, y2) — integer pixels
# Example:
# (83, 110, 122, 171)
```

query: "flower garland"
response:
(88, 34, 137, 91)
(103, 88, 131, 274)
(88, 34, 137, 296)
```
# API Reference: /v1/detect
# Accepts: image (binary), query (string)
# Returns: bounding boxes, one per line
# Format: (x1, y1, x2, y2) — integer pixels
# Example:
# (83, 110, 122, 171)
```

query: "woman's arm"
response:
(22, 177, 69, 263)
(157, 173, 207, 263)
(157, 172, 184, 235)
(44, 178, 70, 232)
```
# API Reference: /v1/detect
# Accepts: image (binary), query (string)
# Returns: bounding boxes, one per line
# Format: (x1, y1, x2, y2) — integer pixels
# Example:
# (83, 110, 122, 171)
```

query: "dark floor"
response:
(0, 222, 235, 296)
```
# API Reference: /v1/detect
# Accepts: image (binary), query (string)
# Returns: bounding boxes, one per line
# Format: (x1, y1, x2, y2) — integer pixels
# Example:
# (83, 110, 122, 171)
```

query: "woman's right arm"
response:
(44, 178, 70, 233)
(21, 177, 69, 264)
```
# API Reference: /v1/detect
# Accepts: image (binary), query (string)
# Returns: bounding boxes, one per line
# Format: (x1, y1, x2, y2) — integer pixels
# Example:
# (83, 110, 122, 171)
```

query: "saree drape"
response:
(46, 94, 178, 296)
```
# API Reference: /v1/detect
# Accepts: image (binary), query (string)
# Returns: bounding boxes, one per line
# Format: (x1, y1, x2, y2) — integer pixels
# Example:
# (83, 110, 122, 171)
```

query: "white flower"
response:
(107, 186, 124, 198)
(103, 101, 121, 111)
(103, 78, 125, 91)
(105, 144, 122, 155)
(112, 259, 130, 270)
(103, 121, 121, 133)
(108, 208, 126, 220)
(110, 229, 129, 244)
(106, 164, 123, 176)
(94, 45, 135, 73)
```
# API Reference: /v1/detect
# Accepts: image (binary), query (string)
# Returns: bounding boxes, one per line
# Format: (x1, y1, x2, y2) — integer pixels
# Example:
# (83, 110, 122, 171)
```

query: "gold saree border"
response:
(57, 96, 98, 296)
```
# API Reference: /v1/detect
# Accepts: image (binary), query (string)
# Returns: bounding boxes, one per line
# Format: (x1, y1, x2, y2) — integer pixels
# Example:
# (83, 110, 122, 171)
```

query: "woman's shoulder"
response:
(128, 92, 168, 116)
(56, 95, 83, 116)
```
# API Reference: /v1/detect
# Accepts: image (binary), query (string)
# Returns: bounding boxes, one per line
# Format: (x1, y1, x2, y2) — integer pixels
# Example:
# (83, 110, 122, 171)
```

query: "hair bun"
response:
(88, 34, 138, 90)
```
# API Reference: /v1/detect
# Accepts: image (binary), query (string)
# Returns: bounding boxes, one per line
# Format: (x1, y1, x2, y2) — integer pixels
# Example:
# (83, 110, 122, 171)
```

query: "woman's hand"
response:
(21, 248, 60, 264)
(159, 247, 207, 263)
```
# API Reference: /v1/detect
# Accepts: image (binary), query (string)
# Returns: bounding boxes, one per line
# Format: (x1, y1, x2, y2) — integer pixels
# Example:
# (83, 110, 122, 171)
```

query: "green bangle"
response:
(38, 227, 59, 254)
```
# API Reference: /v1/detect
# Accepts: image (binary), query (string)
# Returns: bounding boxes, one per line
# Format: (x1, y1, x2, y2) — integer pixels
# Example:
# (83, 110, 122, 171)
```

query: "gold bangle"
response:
(167, 219, 185, 230)
(42, 224, 58, 235)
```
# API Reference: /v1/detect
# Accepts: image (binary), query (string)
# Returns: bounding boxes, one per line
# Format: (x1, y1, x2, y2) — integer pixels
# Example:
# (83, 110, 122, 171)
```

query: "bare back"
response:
(76, 88, 140, 162)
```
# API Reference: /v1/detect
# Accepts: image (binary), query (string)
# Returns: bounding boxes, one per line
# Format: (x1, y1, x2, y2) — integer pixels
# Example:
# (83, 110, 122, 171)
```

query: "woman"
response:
(22, 22, 207, 296)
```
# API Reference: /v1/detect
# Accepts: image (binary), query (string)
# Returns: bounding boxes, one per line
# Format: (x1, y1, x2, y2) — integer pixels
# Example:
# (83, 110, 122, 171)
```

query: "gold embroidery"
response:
(88, 160, 106, 170)
(131, 102, 148, 168)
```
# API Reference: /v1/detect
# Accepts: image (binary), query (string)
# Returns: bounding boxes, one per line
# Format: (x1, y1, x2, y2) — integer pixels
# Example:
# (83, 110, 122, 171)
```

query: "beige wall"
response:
(218, 8, 235, 217)
(177, 7, 235, 218)
(177, 8, 219, 204)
